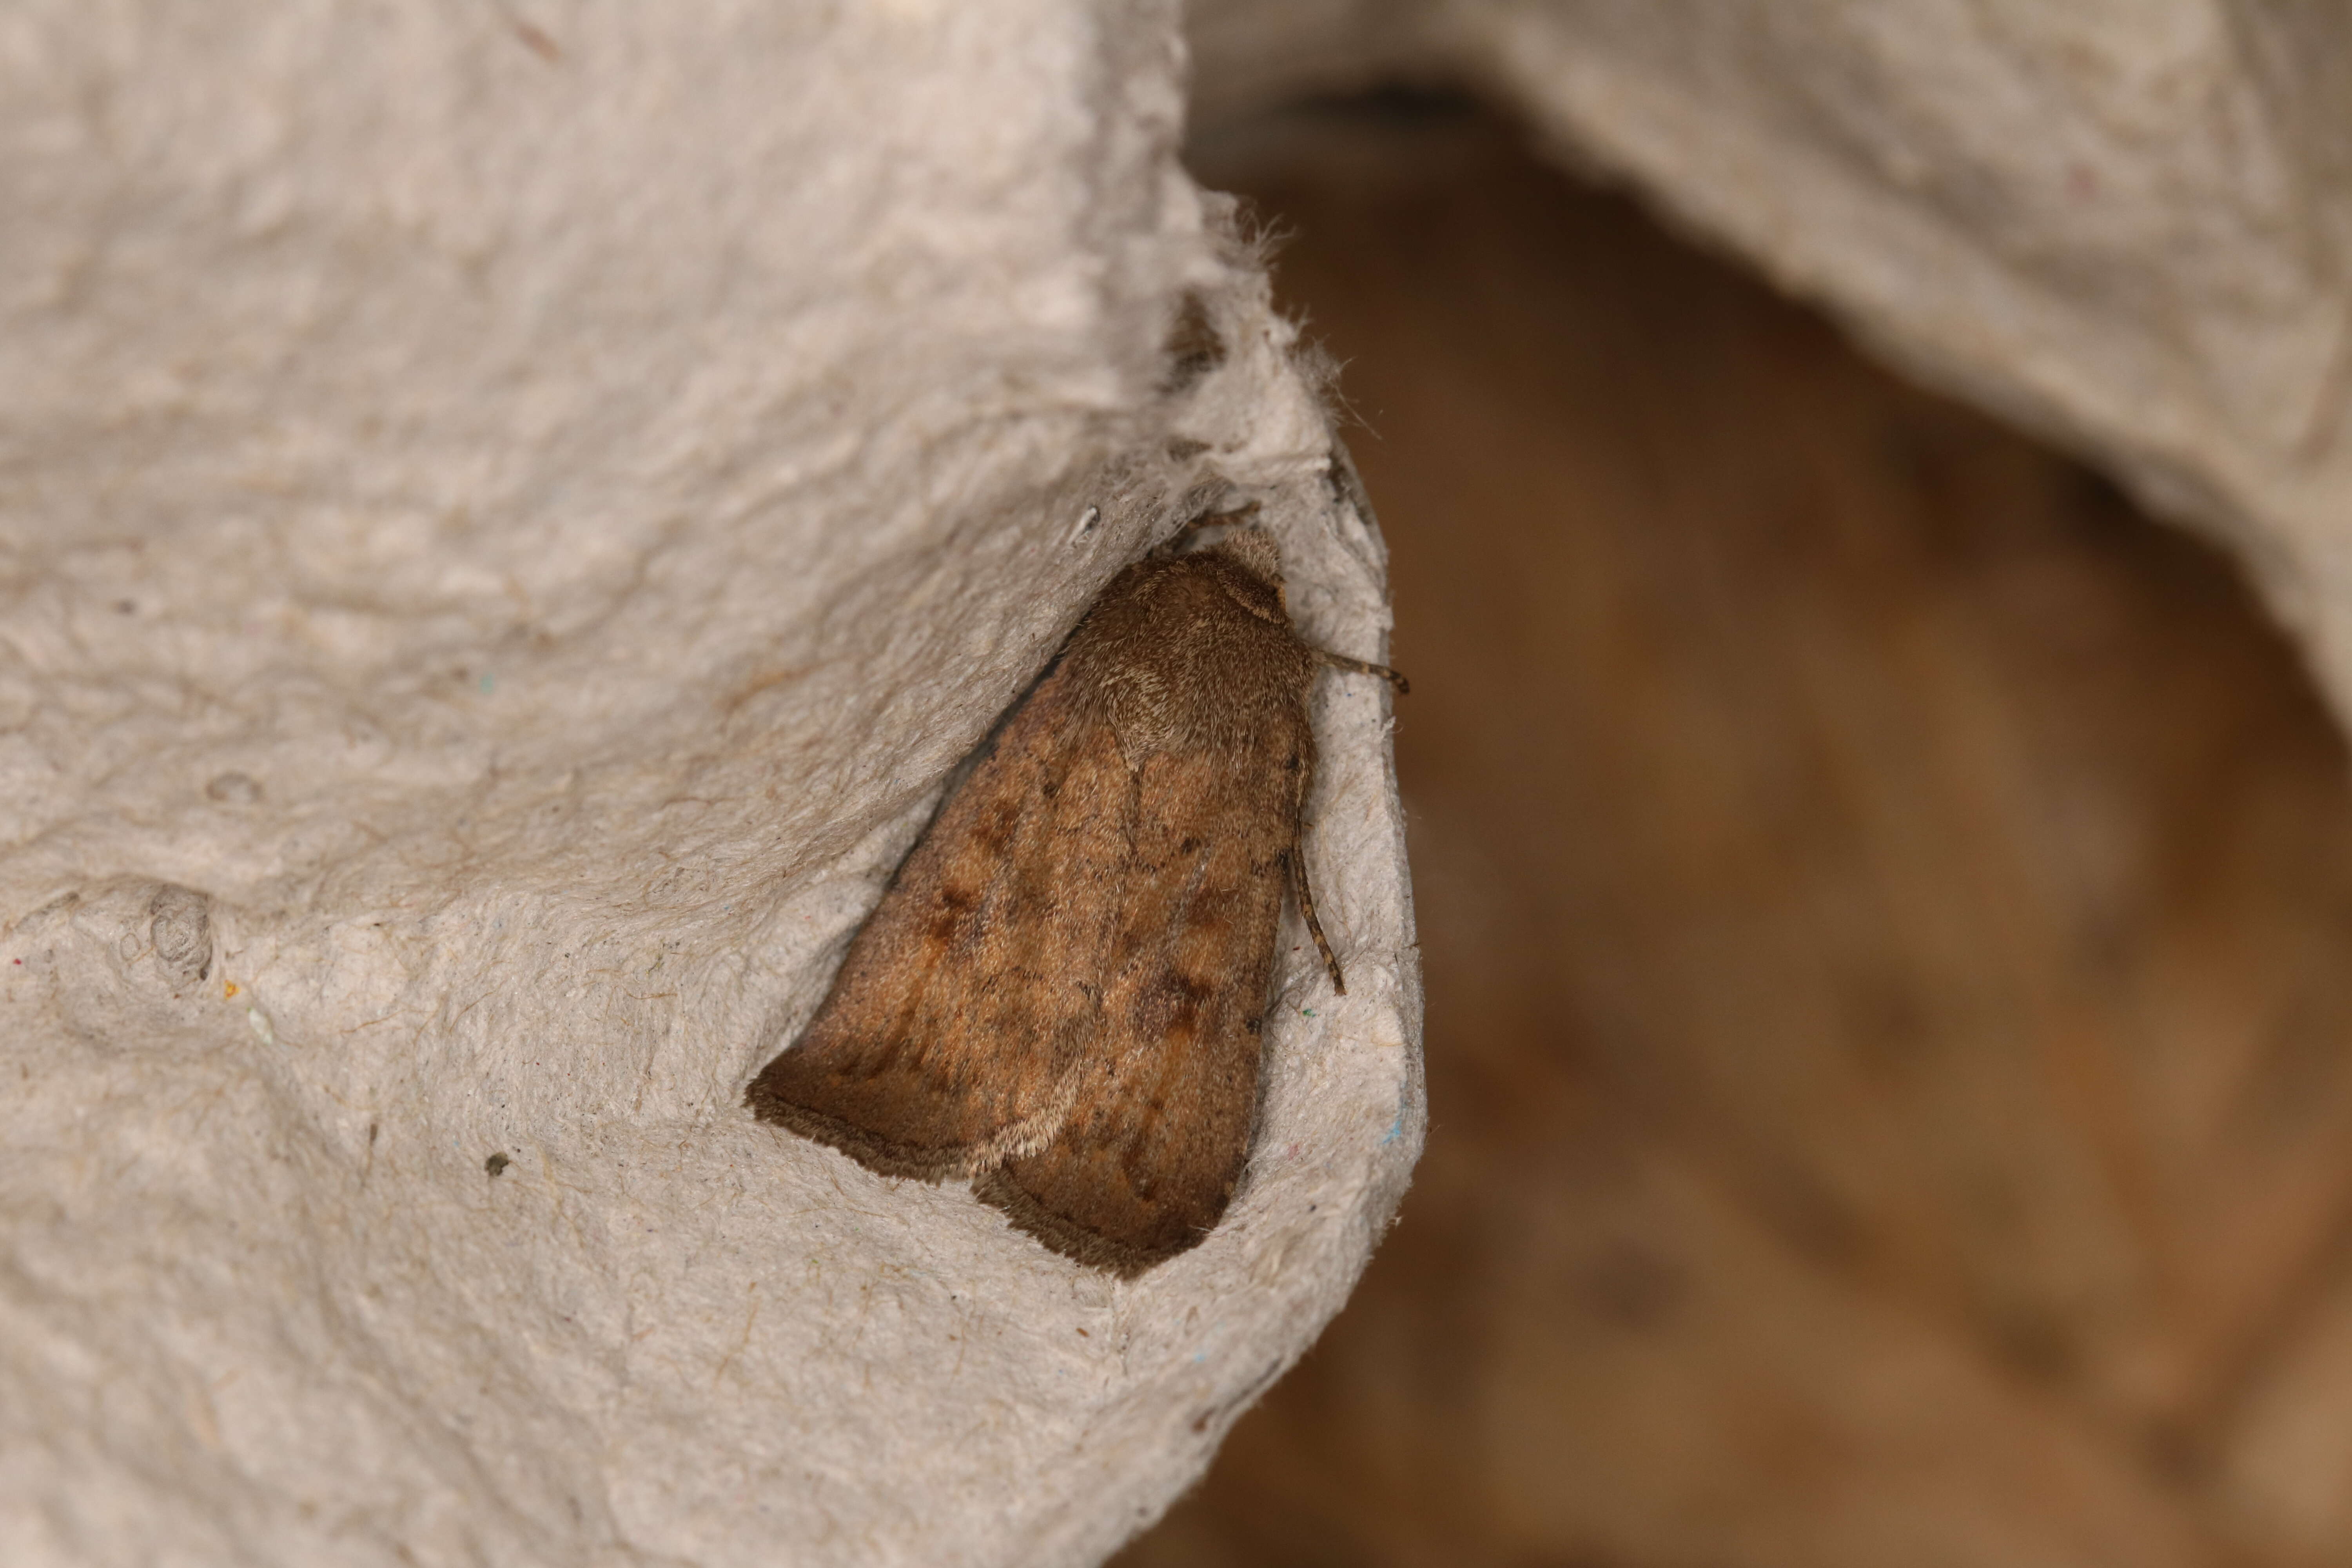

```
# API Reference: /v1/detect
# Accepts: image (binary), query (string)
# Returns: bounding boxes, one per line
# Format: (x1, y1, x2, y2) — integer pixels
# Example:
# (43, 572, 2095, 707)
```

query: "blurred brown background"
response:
(1120, 93, 2352, 1568)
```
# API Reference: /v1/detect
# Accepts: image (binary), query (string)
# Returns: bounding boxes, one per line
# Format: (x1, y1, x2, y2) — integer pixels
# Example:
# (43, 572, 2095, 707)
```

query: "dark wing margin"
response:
(746, 667, 1131, 1178)
(975, 731, 1303, 1275)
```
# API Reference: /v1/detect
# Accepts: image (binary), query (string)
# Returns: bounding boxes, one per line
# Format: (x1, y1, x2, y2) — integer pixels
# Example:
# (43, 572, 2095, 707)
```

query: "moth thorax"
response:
(1213, 527, 1285, 592)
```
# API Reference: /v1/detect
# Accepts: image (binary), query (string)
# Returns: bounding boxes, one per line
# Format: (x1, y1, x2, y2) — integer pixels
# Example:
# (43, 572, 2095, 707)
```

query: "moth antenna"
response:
(1312, 646, 1409, 695)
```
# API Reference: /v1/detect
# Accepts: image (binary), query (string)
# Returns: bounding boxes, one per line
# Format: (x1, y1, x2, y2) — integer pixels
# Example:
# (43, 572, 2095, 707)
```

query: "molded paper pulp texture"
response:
(1193, 0, 2352, 725)
(0, 8, 1421, 1566)
(1183, 0, 2352, 1558)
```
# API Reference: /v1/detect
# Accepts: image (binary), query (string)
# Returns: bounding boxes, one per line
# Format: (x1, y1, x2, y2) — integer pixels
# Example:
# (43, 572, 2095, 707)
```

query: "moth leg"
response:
(1290, 846, 1345, 995)
(1310, 646, 1409, 695)
(1289, 752, 1345, 1001)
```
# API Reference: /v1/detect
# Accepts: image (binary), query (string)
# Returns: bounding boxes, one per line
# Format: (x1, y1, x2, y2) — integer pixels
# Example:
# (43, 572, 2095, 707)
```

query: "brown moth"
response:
(745, 517, 1404, 1276)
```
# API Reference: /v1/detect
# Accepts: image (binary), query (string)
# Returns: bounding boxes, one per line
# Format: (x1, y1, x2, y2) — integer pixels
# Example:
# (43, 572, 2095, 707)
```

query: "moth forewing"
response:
(746, 524, 1402, 1274)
